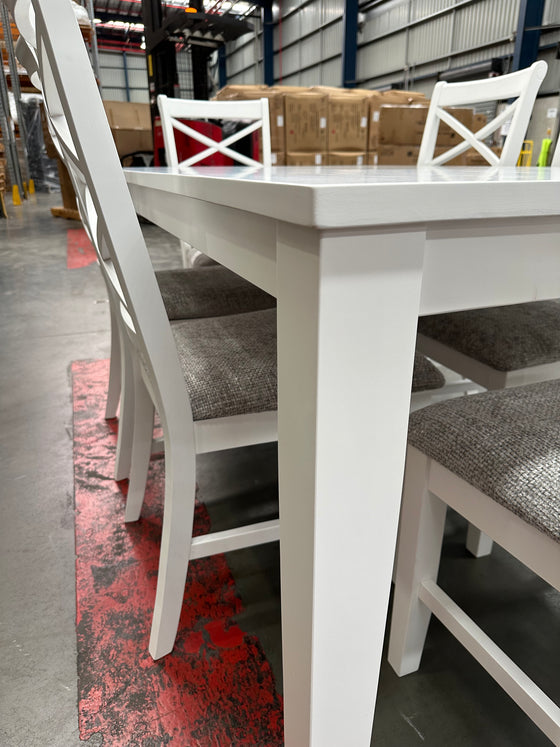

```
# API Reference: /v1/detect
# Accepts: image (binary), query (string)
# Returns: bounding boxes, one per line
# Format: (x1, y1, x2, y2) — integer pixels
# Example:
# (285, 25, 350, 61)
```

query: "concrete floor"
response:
(1, 193, 558, 746)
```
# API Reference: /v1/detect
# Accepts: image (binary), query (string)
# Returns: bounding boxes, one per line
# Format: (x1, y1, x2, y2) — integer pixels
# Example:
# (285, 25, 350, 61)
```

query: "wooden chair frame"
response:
(418, 61, 547, 166)
(389, 445, 560, 743)
(11, 0, 279, 660)
(157, 94, 272, 170)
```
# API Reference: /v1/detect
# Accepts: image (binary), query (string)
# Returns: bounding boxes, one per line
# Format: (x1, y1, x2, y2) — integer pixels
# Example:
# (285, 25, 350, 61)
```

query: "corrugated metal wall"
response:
(224, 0, 560, 96)
(357, 0, 519, 90)
(98, 49, 193, 103)
(99, 51, 149, 102)
(226, 16, 264, 83)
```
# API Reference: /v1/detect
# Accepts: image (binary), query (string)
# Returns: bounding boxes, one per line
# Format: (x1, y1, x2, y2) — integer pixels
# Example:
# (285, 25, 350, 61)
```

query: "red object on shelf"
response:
(153, 116, 233, 167)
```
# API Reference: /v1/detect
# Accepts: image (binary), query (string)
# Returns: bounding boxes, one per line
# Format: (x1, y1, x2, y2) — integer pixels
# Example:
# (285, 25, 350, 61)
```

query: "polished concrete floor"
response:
(1, 193, 558, 746)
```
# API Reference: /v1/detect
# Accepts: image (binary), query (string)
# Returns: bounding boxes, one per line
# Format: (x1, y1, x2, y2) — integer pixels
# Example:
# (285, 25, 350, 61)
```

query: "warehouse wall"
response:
(97, 49, 194, 103)
(224, 0, 560, 96)
(98, 51, 149, 103)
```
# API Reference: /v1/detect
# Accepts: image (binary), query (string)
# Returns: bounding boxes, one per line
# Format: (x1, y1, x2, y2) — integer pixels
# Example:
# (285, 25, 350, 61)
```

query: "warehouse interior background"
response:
(2, 1, 560, 746)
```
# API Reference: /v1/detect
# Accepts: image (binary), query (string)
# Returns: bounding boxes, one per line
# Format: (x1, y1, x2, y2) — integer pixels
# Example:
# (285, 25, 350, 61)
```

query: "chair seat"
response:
(417, 301, 560, 371)
(156, 265, 276, 321)
(172, 311, 441, 421)
(412, 352, 445, 392)
(408, 379, 560, 543)
(171, 308, 278, 421)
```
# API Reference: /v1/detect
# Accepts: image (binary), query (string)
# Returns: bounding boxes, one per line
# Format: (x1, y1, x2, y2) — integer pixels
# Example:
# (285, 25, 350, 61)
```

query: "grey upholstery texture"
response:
(156, 265, 276, 321)
(417, 301, 560, 371)
(171, 309, 441, 421)
(171, 308, 277, 421)
(408, 379, 560, 543)
(412, 352, 445, 392)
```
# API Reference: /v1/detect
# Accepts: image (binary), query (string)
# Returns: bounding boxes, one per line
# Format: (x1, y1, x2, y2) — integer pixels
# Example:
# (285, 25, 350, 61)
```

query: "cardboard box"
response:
(286, 151, 326, 166)
(379, 104, 474, 146)
(465, 146, 502, 165)
(378, 145, 419, 165)
(433, 146, 467, 166)
(285, 93, 328, 152)
(473, 113, 488, 131)
(379, 105, 428, 146)
(367, 90, 426, 150)
(437, 107, 474, 146)
(214, 84, 269, 100)
(271, 151, 286, 166)
(103, 101, 153, 157)
(327, 94, 369, 151)
(327, 151, 366, 166)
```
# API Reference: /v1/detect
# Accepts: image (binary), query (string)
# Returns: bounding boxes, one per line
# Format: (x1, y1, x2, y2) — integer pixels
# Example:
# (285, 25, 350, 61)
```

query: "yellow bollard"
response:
(12, 184, 22, 205)
(28, 179, 35, 195)
(23, 181, 29, 196)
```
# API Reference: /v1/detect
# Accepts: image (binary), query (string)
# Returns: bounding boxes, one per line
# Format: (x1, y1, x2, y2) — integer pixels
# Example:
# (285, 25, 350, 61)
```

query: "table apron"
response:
(129, 183, 560, 314)
(421, 216, 560, 314)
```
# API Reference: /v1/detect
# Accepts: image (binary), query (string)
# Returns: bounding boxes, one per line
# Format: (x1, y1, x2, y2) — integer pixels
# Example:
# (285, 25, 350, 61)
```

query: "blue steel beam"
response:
(342, 0, 358, 87)
(262, 1, 274, 86)
(512, 0, 545, 71)
(218, 46, 227, 89)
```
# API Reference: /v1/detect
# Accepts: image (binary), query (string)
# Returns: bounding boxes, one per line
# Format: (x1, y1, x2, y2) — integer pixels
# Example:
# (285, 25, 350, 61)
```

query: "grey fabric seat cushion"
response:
(156, 265, 276, 321)
(417, 301, 560, 371)
(171, 308, 277, 421)
(171, 309, 440, 421)
(408, 379, 560, 543)
(412, 352, 445, 392)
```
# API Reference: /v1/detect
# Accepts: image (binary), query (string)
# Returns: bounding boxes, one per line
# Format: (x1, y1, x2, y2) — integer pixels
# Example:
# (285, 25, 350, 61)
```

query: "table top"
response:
(124, 165, 560, 230)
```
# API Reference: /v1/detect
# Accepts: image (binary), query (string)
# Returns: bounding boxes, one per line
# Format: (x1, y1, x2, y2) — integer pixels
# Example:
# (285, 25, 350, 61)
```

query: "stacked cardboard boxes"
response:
(377, 102, 474, 165)
(213, 84, 500, 167)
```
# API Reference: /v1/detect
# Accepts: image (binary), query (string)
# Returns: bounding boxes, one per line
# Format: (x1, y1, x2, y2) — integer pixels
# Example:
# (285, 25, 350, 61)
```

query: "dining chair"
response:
(106, 95, 277, 478)
(417, 60, 547, 167)
(10, 0, 281, 659)
(10, 0, 450, 659)
(157, 93, 271, 268)
(416, 60, 550, 557)
(388, 380, 560, 744)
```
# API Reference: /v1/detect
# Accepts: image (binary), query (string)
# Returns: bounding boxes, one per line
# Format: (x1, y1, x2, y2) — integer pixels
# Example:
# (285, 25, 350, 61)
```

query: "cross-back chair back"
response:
(418, 60, 547, 166)
(9, 0, 219, 659)
(157, 94, 272, 169)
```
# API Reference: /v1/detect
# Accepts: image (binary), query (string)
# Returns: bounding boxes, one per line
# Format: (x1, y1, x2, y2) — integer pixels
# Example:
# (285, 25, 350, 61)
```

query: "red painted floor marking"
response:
(67, 228, 97, 268)
(72, 359, 283, 745)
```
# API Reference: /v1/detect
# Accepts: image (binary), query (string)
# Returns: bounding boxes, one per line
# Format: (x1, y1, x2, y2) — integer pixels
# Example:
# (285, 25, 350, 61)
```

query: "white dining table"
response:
(124, 164, 560, 747)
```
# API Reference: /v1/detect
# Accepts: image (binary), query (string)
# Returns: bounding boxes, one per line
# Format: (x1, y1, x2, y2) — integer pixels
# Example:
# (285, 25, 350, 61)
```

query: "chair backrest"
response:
(9, 0, 193, 426)
(418, 60, 547, 167)
(157, 94, 272, 169)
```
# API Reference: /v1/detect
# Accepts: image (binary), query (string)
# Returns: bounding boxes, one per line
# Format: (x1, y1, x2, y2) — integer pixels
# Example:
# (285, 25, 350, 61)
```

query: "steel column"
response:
(342, 0, 358, 87)
(512, 0, 545, 72)
(123, 51, 131, 101)
(262, 1, 274, 86)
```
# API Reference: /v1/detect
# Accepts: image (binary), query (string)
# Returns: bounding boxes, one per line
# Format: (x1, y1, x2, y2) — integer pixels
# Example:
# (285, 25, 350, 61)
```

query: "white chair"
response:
(157, 94, 271, 170)
(157, 93, 272, 268)
(416, 60, 550, 557)
(418, 60, 547, 166)
(388, 380, 560, 744)
(11, 0, 280, 659)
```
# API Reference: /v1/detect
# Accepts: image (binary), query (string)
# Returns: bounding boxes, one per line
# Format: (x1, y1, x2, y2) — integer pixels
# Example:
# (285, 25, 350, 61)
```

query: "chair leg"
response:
(388, 446, 448, 676)
(180, 240, 201, 269)
(124, 363, 155, 523)
(104, 300, 121, 420)
(149, 422, 197, 660)
(466, 525, 494, 558)
(114, 332, 135, 481)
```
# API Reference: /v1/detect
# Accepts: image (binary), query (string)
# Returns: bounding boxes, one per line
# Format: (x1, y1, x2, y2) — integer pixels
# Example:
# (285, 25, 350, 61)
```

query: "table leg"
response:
(276, 223, 425, 747)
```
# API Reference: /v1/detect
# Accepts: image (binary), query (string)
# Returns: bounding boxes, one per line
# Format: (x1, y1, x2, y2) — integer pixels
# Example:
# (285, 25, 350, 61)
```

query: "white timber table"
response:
(125, 164, 560, 747)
